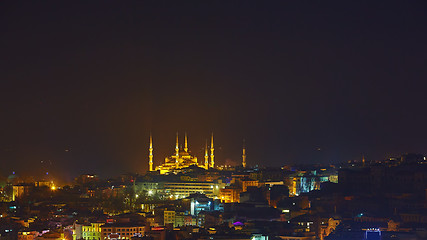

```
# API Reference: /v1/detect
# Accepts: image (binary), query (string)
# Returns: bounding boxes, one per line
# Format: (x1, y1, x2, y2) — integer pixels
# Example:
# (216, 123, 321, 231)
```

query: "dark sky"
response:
(1, 1, 427, 181)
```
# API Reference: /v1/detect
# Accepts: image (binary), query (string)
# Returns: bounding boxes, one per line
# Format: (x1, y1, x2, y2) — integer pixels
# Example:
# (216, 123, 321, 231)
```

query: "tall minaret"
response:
(242, 139, 246, 168)
(184, 132, 188, 152)
(210, 133, 215, 168)
(204, 139, 209, 169)
(175, 132, 179, 167)
(149, 133, 153, 171)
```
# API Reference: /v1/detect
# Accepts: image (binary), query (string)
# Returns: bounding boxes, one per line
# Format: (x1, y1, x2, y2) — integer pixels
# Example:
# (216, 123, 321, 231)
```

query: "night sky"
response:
(1, 1, 427, 182)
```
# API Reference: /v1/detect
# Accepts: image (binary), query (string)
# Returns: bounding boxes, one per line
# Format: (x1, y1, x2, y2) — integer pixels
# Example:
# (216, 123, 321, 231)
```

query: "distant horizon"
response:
(1, 150, 424, 185)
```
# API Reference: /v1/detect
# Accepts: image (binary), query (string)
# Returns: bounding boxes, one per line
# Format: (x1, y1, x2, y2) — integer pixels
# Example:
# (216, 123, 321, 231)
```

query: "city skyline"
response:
(1, 2, 426, 240)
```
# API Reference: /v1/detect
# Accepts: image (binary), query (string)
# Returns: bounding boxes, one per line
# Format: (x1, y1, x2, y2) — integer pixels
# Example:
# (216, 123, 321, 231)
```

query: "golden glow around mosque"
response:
(148, 132, 247, 174)
(149, 132, 215, 174)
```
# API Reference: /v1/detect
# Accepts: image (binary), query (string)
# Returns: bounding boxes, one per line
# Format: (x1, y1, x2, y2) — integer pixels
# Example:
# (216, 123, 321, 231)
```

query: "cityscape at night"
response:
(1, 1, 427, 240)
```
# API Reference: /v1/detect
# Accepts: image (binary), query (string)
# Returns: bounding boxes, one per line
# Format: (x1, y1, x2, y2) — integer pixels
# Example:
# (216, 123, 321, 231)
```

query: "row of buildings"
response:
(1, 151, 426, 240)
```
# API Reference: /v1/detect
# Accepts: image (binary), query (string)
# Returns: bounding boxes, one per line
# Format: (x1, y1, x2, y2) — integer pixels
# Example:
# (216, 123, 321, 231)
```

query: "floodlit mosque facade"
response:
(148, 133, 246, 174)
(149, 132, 224, 174)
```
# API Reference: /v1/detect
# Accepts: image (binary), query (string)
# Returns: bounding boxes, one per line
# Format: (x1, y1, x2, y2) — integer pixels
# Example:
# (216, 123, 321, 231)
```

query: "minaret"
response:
(204, 139, 209, 169)
(362, 154, 366, 167)
(210, 133, 215, 168)
(149, 133, 153, 171)
(242, 139, 246, 168)
(184, 132, 188, 152)
(175, 132, 179, 167)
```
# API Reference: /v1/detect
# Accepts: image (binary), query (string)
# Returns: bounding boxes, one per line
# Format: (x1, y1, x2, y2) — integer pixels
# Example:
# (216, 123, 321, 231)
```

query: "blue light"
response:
(365, 228, 381, 240)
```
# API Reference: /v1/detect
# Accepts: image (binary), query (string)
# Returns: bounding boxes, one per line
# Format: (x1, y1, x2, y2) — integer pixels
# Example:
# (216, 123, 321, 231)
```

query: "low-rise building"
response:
(100, 223, 145, 240)
(241, 179, 259, 192)
(82, 222, 103, 240)
(18, 231, 39, 240)
(163, 181, 224, 199)
(36, 231, 65, 240)
(163, 210, 176, 226)
(220, 186, 241, 203)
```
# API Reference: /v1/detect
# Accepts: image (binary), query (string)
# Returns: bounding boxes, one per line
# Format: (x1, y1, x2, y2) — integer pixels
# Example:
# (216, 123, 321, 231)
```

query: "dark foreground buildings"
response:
(0, 153, 426, 240)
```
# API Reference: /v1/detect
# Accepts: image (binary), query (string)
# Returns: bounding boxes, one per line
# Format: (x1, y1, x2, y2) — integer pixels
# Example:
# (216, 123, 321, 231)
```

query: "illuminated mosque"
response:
(149, 132, 216, 174)
(148, 132, 247, 174)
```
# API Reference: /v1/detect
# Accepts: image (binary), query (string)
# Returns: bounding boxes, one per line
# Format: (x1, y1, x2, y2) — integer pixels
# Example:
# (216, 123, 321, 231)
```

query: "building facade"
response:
(82, 223, 103, 240)
(100, 223, 144, 240)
